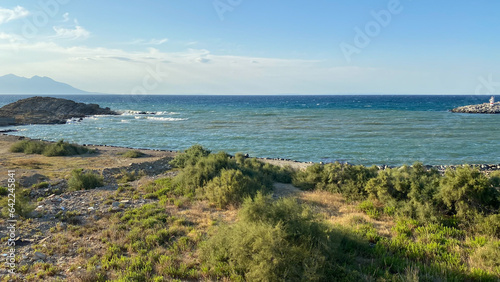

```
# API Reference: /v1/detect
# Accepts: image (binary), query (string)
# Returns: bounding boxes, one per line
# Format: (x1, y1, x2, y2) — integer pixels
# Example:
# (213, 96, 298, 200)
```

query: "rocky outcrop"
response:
(451, 103, 500, 114)
(0, 96, 118, 126)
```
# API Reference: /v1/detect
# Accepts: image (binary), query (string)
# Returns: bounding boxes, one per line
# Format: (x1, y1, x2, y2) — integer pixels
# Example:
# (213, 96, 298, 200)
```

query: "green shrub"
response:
(293, 162, 377, 201)
(173, 151, 236, 196)
(438, 165, 500, 219)
(120, 150, 146, 158)
(118, 169, 145, 183)
(10, 139, 94, 157)
(0, 186, 8, 196)
(1, 187, 34, 218)
(68, 169, 104, 191)
(32, 182, 50, 189)
(170, 144, 211, 168)
(205, 169, 269, 208)
(365, 163, 441, 222)
(10, 139, 46, 154)
(239, 156, 294, 183)
(358, 200, 381, 219)
(475, 214, 500, 238)
(201, 194, 340, 281)
(43, 140, 94, 156)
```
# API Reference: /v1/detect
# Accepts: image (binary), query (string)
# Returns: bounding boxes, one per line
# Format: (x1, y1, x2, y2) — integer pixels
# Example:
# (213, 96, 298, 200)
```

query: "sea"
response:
(0, 95, 499, 166)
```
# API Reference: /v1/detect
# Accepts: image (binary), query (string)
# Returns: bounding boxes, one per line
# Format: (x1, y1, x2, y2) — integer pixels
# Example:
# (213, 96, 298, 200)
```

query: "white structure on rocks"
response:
(490, 96, 495, 106)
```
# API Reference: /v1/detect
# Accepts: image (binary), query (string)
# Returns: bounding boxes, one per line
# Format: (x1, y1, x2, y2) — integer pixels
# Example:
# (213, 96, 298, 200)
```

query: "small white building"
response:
(490, 96, 495, 106)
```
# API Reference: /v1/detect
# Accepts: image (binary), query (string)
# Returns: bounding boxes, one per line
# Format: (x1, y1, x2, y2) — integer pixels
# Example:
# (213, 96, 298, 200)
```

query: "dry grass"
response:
(299, 190, 394, 238)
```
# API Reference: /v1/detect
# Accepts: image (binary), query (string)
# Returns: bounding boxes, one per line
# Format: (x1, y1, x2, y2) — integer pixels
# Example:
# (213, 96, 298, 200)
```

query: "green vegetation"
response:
(32, 182, 50, 189)
(293, 162, 378, 201)
(9, 144, 499, 280)
(169, 146, 292, 208)
(291, 161, 500, 279)
(202, 194, 343, 281)
(68, 169, 104, 191)
(10, 139, 95, 157)
(0, 186, 34, 218)
(119, 150, 146, 158)
(117, 169, 146, 183)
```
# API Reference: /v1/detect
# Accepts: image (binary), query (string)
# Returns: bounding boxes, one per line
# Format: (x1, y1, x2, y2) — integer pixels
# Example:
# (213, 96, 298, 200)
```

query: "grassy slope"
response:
(0, 139, 498, 281)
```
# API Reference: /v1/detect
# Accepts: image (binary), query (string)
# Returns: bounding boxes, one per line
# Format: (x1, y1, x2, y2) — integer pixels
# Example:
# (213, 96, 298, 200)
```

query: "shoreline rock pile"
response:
(0, 96, 118, 126)
(451, 102, 500, 114)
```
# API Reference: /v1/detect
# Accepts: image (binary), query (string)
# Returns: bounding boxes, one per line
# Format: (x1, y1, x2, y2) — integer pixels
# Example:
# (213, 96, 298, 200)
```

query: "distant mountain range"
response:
(0, 74, 91, 94)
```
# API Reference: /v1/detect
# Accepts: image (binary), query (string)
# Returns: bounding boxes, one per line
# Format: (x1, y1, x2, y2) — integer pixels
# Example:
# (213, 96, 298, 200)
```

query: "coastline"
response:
(1, 133, 499, 280)
(2, 133, 499, 173)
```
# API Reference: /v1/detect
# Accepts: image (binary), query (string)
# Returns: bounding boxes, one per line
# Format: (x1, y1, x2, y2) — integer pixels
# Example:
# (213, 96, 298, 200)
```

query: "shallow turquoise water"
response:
(1, 95, 498, 166)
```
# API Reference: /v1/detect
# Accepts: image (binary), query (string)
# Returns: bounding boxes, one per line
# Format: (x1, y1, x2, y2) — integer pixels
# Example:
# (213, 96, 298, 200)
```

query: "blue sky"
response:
(0, 0, 499, 94)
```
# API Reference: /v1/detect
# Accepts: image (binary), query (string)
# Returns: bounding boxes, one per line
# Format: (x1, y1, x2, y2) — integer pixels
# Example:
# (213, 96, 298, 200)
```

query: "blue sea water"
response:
(1, 95, 499, 166)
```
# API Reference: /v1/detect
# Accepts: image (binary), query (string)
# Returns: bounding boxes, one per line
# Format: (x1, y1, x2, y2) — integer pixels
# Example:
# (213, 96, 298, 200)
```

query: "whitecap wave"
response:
(146, 117, 188, 121)
(119, 110, 180, 115)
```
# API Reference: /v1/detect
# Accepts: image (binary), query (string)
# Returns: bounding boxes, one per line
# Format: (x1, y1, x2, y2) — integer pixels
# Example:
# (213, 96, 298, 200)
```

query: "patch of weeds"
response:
(358, 200, 381, 219)
(55, 210, 81, 225)
(117, 169, 145, 183)
(32, 182, 50, 189)
(68, 169, 103, 191)
(119, 150, 146, 158)
(10, 139, 95, 157)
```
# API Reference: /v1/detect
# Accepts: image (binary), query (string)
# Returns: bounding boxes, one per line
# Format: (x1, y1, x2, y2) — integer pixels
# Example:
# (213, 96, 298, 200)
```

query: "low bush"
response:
(293, 162, 378, 201)
(474, 214, 500, 238)
(438, 165, 500, 220)
(10, 139, 95, 157)
(173, 151, 236, 196)
(205, 169, 269, 208)
(170, 144, 211, 168)
(32, 182, 50, 189)
(68, 169, 104, 191)
(0, 187, 34, 218)
(171, 145, 286, 207)
(0, 186, 8, 196)
(202, 194, 342, 281)
(10, 139, 46, 154)
(119, 150, 146, 158)
(117, 169, 145, 183)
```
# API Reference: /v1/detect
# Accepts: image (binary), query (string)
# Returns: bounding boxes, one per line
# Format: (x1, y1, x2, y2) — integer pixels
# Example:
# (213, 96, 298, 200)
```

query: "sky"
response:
(0, 0, 499, 95)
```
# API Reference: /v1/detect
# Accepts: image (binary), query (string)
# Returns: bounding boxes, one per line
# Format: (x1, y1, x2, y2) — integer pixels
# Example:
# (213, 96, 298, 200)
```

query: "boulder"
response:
(0, 96, 118, 126)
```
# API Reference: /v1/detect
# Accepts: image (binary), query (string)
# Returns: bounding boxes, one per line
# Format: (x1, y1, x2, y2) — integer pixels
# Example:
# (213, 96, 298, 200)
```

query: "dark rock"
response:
(0, 96, 118, 126)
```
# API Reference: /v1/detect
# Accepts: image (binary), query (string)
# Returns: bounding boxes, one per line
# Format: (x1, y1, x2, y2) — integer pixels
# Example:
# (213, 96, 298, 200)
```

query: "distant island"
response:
(0, 96, 117, 126)
(451, 96, 500, 114)
(0, 74, 92, 94)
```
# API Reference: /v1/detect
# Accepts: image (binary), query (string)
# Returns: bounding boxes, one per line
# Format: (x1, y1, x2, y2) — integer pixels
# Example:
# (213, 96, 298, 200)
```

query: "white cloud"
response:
(0, 32, 22, 42)
(0, 6, 29, 25)
(62, 12, 70, 22)
(0, 40, 399, 94)
(128, 38, 168, 45)
(52, 25, 90, 40)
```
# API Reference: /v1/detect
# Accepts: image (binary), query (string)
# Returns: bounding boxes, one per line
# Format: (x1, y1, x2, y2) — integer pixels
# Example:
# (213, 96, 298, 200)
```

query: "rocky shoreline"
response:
(1, 134, 499, 280)
(4, 134, 500, 173)
(451, 102, 500, 114)
(0, 96, 118, 126)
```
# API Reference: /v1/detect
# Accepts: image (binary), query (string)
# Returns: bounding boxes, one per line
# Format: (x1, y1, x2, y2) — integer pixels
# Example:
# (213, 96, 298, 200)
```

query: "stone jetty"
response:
(451, 100, 500, 114)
